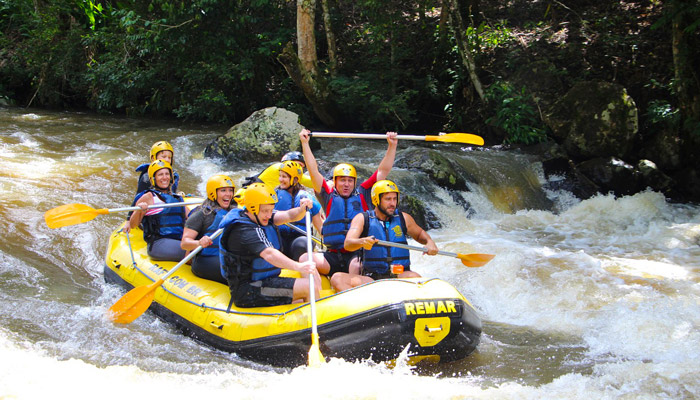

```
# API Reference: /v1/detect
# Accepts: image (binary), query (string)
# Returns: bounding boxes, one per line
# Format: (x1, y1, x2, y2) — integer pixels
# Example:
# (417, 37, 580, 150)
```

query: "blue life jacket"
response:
(141, 190, 185, 244)
(362, 210, 411, 274)
(275, 188, 321, 237)
(218, 208, 282, 282)
(322, 190, 367, 249)
(196, 206, 229, 257)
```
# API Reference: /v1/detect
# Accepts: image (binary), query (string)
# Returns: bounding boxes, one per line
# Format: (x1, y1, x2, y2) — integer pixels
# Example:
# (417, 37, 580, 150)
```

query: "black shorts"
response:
(324, 250, 360, 276)
(361, 265, 412, 281)
(233, 276, 296, 308)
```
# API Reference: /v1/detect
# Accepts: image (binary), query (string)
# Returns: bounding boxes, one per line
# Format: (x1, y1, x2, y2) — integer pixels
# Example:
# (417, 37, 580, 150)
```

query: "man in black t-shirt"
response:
(219, 183, 321, 308)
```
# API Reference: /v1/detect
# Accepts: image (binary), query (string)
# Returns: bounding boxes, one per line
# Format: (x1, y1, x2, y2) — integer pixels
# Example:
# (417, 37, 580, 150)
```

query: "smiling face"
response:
(216, 187, 234, 209)
(335, 176, 356, 197)
(153, 168, 172, 190)
(278, 171, 292, 190)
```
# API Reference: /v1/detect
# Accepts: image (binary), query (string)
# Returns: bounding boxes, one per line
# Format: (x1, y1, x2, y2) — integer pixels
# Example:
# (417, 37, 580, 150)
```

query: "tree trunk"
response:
(447, 0, 486, 103)
(320, 0, 338, 77)
(671, 0, 700, 164)
(278, 0, 340, 128)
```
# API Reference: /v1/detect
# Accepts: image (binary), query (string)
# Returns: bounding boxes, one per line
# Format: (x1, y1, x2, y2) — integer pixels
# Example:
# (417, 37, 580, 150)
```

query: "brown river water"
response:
(1, 107, 699, 399)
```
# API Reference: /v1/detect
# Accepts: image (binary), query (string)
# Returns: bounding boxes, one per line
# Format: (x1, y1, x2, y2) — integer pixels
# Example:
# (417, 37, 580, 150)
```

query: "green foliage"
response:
(647, 100, 680, 126)
(485, 81, 548, 145)
(465, 21, 513, 51)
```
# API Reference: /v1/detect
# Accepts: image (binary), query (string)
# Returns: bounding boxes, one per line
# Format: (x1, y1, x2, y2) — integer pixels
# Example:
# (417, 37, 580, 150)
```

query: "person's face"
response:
(216, 187, 234, 209)
(278, 171, 291, 190)
(255, 204, 275, 225)
(335, 176, 356, 197)
(377, 192, 398, 216)
(155, 150, 173, 164)
(154, 168, 171, 190)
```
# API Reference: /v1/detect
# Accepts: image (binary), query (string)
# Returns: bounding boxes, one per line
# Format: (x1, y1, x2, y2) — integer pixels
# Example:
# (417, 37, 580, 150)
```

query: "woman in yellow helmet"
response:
(274, 161, 324, 260)
(134, 141, 180, 195)
(126, 160, 187, 262)
(180, 174, 236, 284)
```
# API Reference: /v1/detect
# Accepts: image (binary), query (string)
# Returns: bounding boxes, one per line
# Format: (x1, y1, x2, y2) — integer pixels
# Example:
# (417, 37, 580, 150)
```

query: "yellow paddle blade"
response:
(308, 332, 326, 366)
(107, 281, 161, 324)
(425, 133, 484, 146)
(44, 203, 108, 229)
(457, 253, 495, 268)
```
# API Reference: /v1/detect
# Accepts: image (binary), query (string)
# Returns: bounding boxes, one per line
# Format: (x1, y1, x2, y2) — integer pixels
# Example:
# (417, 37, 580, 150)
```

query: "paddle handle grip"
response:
(311, 132, 427, 141)
(108, 201, 202, 214)
(161, 228, 224, 281)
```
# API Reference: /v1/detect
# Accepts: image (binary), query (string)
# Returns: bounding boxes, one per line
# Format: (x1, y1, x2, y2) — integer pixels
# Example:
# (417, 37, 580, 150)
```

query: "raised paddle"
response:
(375, 239, 494, 268)
(45, 201, 201, 229)
(304, 211, 326, 366)
(309, 132, 484, 146)
(107, 228, 224, 324)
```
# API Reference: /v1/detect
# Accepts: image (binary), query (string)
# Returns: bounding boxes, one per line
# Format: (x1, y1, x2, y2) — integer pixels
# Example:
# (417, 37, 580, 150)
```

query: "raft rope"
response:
(114, 230, 441, 317)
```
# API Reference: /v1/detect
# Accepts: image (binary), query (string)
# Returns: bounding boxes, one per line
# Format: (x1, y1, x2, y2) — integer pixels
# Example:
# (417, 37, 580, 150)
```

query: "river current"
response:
(1, 107, 698, 399)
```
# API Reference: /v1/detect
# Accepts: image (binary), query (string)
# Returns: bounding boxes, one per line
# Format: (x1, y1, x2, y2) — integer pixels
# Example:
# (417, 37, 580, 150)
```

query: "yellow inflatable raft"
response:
(104, 223, 481, 367)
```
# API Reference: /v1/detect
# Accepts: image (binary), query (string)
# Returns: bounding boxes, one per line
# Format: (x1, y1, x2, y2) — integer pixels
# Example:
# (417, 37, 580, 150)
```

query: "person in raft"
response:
(135, 141, 180, 195)
(298, 128, 399, 284)
(333, 180, 439, 291)
(125, 160, 187, 262)
(179, 174, 235, 284)
(274, 160, 323, 260)
(219, 182, 320, 308)
(241, 150, 314, 190)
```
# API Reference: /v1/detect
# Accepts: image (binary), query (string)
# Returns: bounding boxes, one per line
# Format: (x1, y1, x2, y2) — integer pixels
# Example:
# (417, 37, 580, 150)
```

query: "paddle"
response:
(45, 201, 201, 229)
(107, 228, 224, 324)
(284, 222, 324, 247)
(304, 211, 326, 366)
(375, 239, 494, 268)
(310, 132, 484, 146)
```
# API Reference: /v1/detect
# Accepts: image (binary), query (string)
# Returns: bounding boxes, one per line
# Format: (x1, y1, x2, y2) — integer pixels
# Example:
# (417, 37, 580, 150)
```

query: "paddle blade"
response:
(457, 253, 495, 268)
(308, 333, 326, 366)
(426, 133, 484, 146)
(44, 203, 107, 229)
(107, 282, 160, 324)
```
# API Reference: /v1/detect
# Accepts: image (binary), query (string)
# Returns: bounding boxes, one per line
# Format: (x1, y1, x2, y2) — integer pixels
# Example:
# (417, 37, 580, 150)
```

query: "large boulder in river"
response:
(205, 107, 303, 163)
(395, 148, 473, 191)
(544, 82, 638, 160)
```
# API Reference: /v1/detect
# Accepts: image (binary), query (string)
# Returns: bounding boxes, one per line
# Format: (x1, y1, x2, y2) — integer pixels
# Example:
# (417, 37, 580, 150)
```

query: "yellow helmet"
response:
(233, 188, 246, 208)
(279, 161, 304, 185)
(371, 180, 400, 206)
(332, 163, 357, 180)
(244, 183, 278, 215)
(148, 160, 173, 187)
(206, 174, 235, 201)
(150, 141, 174, 162)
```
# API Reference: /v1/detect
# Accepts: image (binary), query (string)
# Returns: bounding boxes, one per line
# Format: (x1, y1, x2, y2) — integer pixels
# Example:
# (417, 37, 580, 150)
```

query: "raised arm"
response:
(376, 131, 399, 181)
(299, 129, 324, 194)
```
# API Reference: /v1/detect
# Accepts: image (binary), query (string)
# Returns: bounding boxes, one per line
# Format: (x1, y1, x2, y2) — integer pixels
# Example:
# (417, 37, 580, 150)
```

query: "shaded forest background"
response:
(1, 1, 698, 165)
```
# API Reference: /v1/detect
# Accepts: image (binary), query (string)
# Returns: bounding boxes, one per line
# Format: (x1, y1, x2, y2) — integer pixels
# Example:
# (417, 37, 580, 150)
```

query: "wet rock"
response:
(205, 107, 303, 163)
(637, 159, 675, 196)
(544, 82, 638, 159)
(395, 148, 471, 191)
(399, 194, 442, 231)
(576, 157, 641, 196)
